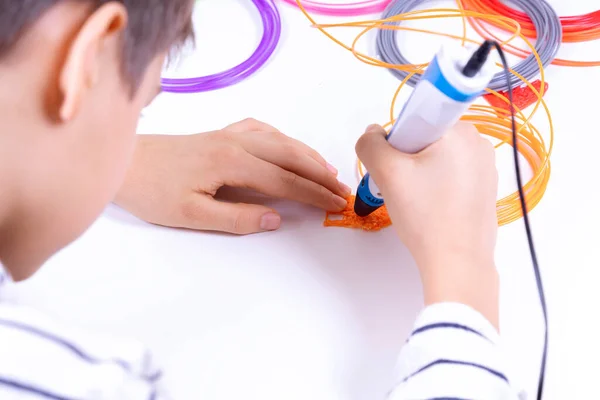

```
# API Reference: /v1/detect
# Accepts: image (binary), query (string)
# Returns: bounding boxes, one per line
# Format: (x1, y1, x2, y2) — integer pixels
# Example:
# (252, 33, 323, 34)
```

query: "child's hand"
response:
(356, 123, 500, 327)
(114, 118, 351, 235)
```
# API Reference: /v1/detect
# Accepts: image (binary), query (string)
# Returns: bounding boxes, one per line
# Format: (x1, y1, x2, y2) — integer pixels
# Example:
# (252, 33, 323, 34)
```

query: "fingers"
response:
(228, 154, 348, 212)
(225, 119, 333, 173)
(282, 136, 330, 172)
(355, 124, 411, 179)
(220, 119, 348, 209)
(444, 122, 497, 166)
(453, 120, 480, 135)
(179, 195, 281, 235)
(237, 137, 350, 199)
(224, 118, 281, 133)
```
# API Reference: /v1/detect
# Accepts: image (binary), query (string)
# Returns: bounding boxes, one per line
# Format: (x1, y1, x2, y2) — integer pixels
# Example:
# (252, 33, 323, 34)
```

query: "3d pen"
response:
(354, 41, 498, 217)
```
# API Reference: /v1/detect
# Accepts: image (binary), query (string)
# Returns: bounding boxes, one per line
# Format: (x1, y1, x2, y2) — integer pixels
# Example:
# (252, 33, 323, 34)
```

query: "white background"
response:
(6, 0, 600, 399)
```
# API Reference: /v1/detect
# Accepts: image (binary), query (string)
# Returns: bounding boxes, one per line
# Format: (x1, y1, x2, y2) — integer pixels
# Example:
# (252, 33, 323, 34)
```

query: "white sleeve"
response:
(0, 303, 169, 400)
(388, 303, 521, 400)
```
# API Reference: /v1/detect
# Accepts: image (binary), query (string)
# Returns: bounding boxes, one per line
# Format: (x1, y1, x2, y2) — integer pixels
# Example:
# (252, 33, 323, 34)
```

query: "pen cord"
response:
(493, 40, 547, 400)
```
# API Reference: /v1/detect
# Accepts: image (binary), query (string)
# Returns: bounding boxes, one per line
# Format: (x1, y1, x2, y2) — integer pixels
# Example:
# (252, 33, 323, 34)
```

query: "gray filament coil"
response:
(376, 0, 563, 91)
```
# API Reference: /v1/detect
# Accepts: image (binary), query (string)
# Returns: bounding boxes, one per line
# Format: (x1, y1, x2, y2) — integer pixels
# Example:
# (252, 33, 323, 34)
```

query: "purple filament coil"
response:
(161, 0, 281, 93)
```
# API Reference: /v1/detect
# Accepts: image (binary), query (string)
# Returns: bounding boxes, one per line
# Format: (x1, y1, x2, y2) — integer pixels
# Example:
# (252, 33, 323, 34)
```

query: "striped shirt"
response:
(389, 302, 521, 400)
(0, 262, 520, 399)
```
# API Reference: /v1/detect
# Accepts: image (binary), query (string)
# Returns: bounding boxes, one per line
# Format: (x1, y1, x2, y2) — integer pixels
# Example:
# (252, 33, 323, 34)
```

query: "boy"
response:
(0, 1, 517, 398)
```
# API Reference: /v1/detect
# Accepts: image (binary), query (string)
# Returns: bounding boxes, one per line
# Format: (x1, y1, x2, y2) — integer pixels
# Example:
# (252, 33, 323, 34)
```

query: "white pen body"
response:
(355, 43, 496, 213)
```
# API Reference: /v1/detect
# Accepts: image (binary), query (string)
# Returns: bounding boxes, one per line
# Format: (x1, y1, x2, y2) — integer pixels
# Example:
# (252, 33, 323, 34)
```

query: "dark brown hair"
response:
(0, 0, 194, 89)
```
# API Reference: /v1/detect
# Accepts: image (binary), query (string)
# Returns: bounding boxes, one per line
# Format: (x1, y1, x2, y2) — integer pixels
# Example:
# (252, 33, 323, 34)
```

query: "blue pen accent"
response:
(357, 174, 383, 208)
(422, 56, 481, 102)
(386, 56, 476, 144)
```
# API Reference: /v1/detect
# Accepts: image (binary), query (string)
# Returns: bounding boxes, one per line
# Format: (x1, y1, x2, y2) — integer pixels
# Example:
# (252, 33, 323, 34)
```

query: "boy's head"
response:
(0, 1, 194, 279)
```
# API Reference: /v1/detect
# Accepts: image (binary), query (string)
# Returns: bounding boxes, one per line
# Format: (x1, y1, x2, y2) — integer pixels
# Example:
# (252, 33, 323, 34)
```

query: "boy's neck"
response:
(0, 151, 22, 273)
(0, 91, 21, 231)
(0, 98, 49, 279)
(0, 15, 89, 279)
(0, 169, 13, 239)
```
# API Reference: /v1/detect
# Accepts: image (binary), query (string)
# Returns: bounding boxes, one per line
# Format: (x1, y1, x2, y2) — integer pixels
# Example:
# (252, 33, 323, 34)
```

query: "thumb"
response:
(355, 124, 411, 179)
(180, 197, 281, 235)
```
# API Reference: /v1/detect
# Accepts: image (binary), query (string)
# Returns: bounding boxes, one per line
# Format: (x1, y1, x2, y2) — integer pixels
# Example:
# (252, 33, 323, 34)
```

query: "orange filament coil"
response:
(293, 1, 553, 228)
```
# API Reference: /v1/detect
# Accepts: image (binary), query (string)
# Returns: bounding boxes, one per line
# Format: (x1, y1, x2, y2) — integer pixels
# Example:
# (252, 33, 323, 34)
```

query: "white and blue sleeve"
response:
(0, 296, 167, 400)
(388, 303, 521, 400)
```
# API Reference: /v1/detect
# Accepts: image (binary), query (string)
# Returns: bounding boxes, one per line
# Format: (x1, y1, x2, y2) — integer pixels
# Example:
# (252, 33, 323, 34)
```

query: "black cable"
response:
(490, 40, 548, 400)
(462, 41, 494, 77)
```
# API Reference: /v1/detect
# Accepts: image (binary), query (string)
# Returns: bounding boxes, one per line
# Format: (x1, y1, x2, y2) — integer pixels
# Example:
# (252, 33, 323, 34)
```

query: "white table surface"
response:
(5, 1, 600, 399)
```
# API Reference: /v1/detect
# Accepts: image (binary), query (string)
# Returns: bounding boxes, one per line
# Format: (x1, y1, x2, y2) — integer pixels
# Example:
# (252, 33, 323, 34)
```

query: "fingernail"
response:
(260, 213, 281, 231)
(366, 124, 379, 132)
(326, 163, 338, 175)
(339, 182, 352, 197)
(333, 195, 348, 210)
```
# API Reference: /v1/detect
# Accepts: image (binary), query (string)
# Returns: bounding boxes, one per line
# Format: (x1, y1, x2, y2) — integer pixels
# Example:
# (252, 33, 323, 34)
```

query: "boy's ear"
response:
(59, 3, 128, 122)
